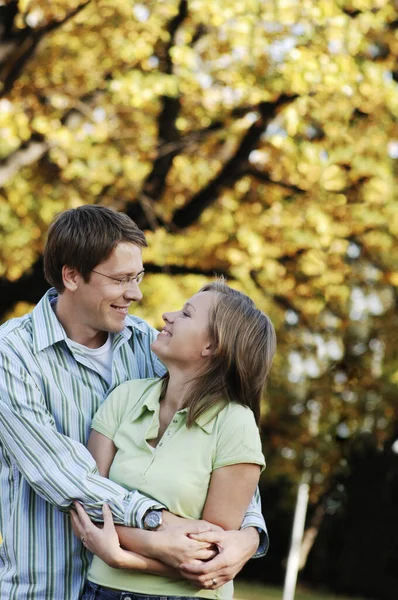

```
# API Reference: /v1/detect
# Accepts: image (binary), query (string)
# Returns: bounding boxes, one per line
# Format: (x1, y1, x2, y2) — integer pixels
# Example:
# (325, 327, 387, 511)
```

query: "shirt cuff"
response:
(125, 491, 167, 529)
(241, 516, 269, 558)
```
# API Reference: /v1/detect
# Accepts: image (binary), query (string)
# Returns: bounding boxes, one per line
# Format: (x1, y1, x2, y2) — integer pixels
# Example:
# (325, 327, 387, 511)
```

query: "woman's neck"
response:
(161, 369, 192, 413)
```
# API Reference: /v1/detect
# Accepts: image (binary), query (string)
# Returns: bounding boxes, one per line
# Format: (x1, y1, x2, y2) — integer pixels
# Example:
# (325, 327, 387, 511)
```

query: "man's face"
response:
(71, 241, 144, 345)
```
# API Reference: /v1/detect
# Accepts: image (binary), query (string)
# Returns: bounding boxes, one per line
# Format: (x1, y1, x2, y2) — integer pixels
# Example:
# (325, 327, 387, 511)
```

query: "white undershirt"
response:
(68, 334, 114, 386)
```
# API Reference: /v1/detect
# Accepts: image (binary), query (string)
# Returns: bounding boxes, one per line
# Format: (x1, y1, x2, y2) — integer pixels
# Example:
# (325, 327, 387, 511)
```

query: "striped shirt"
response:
(0, 288, 268, 600)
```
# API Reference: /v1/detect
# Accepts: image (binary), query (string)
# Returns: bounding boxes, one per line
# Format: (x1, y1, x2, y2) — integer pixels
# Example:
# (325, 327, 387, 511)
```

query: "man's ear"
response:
(62, 265, 81, 291)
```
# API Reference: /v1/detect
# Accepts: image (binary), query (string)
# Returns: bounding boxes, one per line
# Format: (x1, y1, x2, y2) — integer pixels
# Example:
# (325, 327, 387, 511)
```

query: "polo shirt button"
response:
(173, 419, 177, 423)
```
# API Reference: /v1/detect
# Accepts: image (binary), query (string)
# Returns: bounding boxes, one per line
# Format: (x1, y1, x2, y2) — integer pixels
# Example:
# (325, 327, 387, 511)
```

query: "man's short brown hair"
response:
(44, 205, 147, 292)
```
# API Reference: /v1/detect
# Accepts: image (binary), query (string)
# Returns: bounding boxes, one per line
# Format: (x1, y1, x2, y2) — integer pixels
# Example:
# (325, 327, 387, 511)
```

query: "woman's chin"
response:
(151, 340, 166, 361)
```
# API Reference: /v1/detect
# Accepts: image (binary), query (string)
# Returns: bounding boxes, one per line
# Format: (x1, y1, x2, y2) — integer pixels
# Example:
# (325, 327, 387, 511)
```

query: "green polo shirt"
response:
(88, 378, 265, 599)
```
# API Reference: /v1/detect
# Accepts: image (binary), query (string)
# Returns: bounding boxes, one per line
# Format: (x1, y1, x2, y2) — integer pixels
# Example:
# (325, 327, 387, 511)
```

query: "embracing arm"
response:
(179, 405, 267, 589)
(178, 464, 263, 589)
(79, 430, 215, 573)
(0, 351, 164, 529)
(202, 463, 261, 530)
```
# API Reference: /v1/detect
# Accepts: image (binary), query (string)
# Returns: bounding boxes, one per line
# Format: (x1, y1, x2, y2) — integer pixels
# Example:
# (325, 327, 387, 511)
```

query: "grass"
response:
(234, 581, 366, 600)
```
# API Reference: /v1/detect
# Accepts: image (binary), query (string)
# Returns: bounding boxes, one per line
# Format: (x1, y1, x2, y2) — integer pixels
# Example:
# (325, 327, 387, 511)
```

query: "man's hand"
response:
(179, 527, 260, 589)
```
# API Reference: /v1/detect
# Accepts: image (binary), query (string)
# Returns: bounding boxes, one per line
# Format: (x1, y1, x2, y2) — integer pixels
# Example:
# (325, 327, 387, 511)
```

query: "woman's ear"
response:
(201, 342, 213, 357)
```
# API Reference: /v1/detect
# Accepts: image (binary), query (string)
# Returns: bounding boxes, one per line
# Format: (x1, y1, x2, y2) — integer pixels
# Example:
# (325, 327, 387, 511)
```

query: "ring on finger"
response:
(212, 578, 217, 586)
(80, 535, 85, 544)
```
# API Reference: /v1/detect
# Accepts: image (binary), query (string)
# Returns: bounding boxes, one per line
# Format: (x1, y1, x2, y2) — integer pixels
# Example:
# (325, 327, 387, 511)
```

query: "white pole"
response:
(282, 474, 310, 600)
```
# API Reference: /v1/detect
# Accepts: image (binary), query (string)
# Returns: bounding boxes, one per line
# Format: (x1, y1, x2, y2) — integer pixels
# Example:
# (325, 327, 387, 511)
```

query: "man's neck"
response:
(54, 294, 108, 348)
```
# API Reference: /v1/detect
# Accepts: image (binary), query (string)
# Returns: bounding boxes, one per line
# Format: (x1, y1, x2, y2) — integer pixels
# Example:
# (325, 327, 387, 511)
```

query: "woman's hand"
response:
(70, 501, 181, 578)
(71, 501, 123, 568)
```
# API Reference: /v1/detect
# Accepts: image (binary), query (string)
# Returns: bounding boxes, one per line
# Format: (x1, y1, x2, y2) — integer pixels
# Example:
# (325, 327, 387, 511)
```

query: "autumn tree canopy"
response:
(1, 0, 397, 539)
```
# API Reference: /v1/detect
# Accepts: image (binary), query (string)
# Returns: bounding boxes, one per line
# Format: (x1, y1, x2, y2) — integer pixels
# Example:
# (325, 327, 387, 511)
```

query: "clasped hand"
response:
(70, 503, 258, 590)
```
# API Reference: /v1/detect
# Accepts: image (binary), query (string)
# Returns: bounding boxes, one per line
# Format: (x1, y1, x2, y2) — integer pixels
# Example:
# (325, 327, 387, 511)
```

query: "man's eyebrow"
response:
(114, 268, 145, 277)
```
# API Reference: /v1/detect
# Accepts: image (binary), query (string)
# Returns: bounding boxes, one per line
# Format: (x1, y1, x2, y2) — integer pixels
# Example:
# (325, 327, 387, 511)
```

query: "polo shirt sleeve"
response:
(213, 403, 265, 471)
(91, 379, 153, 440)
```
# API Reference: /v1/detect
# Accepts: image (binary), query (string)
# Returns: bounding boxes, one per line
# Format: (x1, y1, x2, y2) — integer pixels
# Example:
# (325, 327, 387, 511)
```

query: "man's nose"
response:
(123, 281, 143, 302)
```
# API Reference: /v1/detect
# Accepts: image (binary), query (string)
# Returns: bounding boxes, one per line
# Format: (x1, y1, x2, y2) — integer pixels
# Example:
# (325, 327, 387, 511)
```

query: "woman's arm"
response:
(176, 462, 261, 589)
(87, 430, 116, 477)
(71, 502, 176, 576)
(202, 463, 261, 530)
(85, 430, 215, 572)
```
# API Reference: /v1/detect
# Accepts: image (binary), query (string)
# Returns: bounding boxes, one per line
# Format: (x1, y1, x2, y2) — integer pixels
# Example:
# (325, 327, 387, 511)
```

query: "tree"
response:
(1, 0, 397, 590)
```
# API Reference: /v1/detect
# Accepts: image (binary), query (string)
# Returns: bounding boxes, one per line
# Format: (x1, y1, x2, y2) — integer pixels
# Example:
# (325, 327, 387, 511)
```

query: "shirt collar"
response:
(31, 288, 146, 353)
(194, 401, 225, 433)
(140, 380, 224, 434)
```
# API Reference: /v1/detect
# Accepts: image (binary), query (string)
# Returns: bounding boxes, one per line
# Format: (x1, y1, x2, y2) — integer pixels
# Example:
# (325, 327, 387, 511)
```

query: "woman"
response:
(71, 280, 276, 600)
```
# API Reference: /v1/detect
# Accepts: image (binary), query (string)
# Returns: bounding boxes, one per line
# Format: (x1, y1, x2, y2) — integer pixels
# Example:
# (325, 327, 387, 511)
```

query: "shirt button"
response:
(173, 419, 177, 423)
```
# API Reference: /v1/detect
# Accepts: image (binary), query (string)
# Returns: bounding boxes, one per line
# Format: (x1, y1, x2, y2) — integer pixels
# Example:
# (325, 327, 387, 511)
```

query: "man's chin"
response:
(105, 319, 126, 334)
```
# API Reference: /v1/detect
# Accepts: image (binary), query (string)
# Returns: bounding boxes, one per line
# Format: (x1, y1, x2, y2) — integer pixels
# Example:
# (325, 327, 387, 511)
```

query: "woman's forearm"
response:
(115, 521, 217, 569)
(116, 525, 156, 557)
(113, 547, 178, 578)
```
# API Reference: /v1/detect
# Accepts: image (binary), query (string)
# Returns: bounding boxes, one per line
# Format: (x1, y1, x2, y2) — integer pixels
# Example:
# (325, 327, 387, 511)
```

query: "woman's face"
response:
(151, 291, 216, 370)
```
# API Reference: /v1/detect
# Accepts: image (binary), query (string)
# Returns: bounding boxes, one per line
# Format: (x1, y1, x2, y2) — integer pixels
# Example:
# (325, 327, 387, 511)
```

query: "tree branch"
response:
(0, 136, 50, 186)
(171, 95, 298, 229)
(126, 0, 188, 228)
(0, 1, 91, 97)
(243, 167, 306, 195)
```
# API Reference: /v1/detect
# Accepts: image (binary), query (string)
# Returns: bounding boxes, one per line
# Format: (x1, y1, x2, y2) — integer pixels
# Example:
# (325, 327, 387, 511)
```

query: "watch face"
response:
(145, 511, 161, 529)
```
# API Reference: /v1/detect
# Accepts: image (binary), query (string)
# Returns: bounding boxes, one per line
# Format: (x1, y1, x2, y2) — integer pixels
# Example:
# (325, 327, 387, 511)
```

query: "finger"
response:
(73, 501, 93, 526)
(192, 548, 218, 561)
(183, 539, 215, 553)
(102, 504, 118, 537)
(180, 569, 228, 589)
(185, 521, 213, 535)
(102, 504, 113, 527)
(188, 531, 221, 544)
(180, 555, 223, 574)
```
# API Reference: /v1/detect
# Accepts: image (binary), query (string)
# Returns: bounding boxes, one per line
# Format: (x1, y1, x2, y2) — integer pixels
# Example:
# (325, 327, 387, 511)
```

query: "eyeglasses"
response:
(91, 269, 145, 288)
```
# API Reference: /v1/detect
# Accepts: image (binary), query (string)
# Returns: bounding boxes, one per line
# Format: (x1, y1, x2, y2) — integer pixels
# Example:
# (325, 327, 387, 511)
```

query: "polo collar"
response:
(195, 401, 226, 433)
(139, 380, 224, 434)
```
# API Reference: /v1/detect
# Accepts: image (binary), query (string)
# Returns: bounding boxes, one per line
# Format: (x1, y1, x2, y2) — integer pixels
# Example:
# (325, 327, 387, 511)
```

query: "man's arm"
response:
(241, 487, 269, 556)
(0, 350, 164, 529)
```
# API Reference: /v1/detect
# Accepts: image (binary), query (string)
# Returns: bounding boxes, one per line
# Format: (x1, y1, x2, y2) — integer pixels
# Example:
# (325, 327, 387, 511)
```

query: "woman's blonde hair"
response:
(175, 279, 277, 426)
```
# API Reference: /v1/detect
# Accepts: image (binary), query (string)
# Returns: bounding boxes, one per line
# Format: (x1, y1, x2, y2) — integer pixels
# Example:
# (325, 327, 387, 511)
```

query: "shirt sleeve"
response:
(215, 404, 269, 558)
(0, 351, 165, 529)
(214, 404, 265, 470)
(91, 379, 151, 439)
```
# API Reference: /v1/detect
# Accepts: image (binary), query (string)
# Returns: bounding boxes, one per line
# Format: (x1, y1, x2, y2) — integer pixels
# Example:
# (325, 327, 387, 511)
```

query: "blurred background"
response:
(0, 1, 397, 598)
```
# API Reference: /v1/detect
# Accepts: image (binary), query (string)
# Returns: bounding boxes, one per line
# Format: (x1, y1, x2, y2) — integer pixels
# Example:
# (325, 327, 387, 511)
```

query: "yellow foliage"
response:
(0, 0, 397, 495)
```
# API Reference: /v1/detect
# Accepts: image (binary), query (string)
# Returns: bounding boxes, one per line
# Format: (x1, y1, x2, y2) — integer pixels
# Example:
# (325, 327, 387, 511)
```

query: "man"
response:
(0, 205, 268, 600)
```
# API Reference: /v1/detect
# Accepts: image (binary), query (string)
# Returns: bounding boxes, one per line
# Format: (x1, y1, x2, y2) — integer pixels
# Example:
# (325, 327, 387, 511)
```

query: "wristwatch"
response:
(143, 509, 163, 531)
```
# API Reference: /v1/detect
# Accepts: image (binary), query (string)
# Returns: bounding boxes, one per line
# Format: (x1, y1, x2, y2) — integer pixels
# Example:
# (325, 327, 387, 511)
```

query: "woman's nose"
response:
(162, 311, 173, 323)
